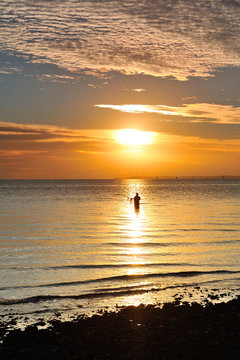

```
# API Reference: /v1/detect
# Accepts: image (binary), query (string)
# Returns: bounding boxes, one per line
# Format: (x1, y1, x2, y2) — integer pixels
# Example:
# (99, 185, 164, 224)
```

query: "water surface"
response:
(0, 179, 240, 322)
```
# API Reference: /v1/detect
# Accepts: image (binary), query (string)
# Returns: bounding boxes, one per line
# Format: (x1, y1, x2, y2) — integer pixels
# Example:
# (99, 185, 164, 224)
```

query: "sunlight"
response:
(122, 203, 147, 271)
(127, 247, 144, 256)
(115, 129, 154, 146)
(126, 203, 145, 244)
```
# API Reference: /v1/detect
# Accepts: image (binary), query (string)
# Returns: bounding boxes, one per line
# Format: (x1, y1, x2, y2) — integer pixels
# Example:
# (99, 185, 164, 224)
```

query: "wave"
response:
(1, 278, 239, 306)
(108, 239, 240, 246)
(0, 269, 239, 291)
(49, 262, 191, 269)
(0, 284, 210, 305)
(0, 289, 154, 305)
(179, 228, 240, 232)
(107, 242, 188, 247)
(2, 262, 194, 271)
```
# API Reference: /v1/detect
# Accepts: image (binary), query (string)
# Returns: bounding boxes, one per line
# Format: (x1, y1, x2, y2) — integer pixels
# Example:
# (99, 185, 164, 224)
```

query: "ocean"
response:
(0, 179, 240, 325)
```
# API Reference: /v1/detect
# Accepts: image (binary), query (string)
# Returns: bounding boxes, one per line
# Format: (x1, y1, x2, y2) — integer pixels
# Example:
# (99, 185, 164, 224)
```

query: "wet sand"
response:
(1, 296, 240, 360)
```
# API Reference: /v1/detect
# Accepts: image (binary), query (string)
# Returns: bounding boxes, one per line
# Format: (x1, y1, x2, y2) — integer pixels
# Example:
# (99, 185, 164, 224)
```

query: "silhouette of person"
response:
(133, 192, 141, 209)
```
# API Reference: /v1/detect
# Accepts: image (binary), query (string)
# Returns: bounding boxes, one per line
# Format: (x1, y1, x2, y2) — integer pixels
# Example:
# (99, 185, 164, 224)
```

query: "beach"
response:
(1, 294, 240, 360)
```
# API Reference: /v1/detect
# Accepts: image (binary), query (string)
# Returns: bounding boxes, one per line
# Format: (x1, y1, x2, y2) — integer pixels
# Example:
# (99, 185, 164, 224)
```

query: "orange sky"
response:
(0, 123, 239, 179)
(0, 0, 239, 178)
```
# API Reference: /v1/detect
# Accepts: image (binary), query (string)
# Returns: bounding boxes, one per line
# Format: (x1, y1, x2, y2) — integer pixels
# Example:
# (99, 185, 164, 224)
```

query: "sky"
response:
(0, 0, 240, 179)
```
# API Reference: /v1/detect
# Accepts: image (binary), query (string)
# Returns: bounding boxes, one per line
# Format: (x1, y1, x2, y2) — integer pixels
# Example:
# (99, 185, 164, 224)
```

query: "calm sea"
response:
(0, 179, 240, 324)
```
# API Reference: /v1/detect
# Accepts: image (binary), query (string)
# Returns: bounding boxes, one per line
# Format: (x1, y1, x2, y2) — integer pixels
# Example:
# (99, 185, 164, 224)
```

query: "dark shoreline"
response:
(1, 297, 240, 360)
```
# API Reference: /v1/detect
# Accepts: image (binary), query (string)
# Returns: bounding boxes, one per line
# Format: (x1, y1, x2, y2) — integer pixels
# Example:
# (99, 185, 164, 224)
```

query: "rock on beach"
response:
(1, 297, 240, 359)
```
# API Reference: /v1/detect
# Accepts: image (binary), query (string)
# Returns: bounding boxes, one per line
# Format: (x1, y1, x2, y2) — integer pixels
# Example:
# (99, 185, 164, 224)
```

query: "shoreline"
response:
(1, 296, 240, 359)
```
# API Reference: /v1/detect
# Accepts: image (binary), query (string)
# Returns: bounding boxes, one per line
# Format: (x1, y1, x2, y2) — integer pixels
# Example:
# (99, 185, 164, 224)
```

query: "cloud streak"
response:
(95, 103, 240, 124)
(0, 121, 115, 155)
(0, 0, 240, 80)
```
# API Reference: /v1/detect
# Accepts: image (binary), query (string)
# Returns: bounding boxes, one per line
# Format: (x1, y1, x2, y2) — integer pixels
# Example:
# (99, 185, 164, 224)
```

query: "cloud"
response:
(131, 89, 146, 93)
(0, 64, 23, 75)
(0, 121, 116, 156)
(0, 122, 86, 141)
(0, 0, 239, 80)
(181, 96, 198, 102)
(95, 103, 240, 124)
(95, 104, 183, 116)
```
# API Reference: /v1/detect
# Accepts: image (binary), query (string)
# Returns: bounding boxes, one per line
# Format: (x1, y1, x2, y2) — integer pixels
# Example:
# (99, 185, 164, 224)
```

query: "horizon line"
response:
(0, 175, 240, 181)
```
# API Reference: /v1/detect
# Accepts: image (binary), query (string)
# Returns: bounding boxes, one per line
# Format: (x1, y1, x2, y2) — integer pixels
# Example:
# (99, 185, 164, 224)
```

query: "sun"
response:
(115, 129, 154, 146)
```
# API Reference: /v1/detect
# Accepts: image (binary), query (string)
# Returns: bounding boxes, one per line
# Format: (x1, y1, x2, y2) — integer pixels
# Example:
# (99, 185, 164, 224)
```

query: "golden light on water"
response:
(127, 203, 145, 244)
(115, 129, 154, 146)
(123, 201, 147, 276)
(128, 247, 144, 256)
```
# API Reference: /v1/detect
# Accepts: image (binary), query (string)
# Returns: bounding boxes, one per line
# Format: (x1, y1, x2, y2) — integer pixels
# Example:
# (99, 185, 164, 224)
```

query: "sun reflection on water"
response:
(123, 198, 148, 275)
(126, 202, 145, 243)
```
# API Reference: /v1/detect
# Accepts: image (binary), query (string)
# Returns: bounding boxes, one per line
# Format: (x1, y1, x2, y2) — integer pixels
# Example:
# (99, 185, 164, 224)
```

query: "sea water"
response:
(0, 179, 240, 324)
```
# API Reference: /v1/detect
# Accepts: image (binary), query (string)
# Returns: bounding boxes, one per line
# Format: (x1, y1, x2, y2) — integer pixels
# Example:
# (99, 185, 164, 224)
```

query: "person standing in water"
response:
(133, 192, 141, 209)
